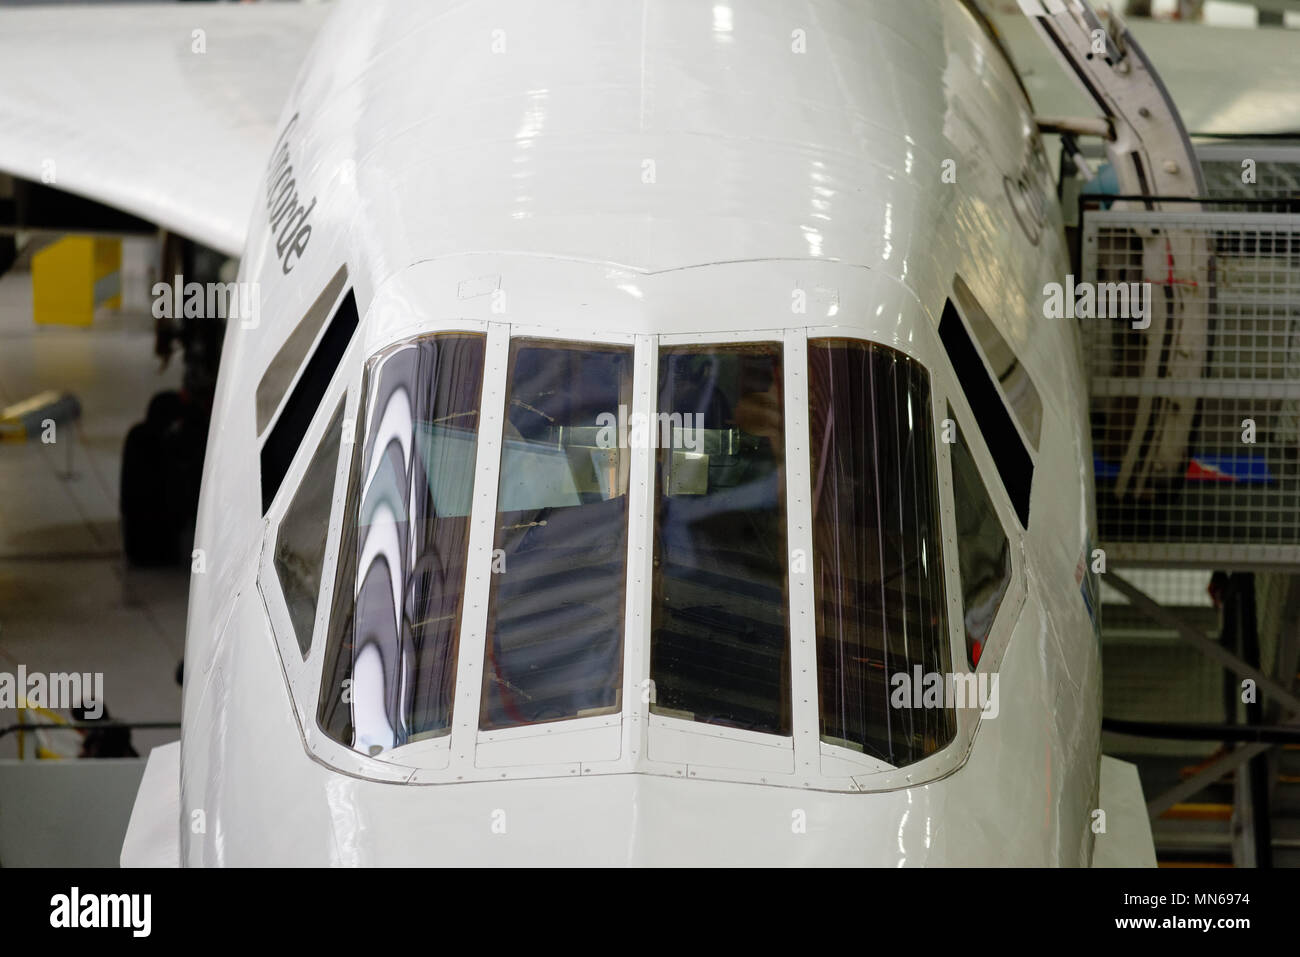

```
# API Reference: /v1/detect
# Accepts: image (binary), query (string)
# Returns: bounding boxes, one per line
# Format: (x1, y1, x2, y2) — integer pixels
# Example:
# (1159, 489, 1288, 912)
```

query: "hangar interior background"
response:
(0, 0, 1298, 867)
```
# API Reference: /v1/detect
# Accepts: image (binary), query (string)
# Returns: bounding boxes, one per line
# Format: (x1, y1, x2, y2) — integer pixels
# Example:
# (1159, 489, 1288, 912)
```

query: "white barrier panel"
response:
(0, 758, 146, 867)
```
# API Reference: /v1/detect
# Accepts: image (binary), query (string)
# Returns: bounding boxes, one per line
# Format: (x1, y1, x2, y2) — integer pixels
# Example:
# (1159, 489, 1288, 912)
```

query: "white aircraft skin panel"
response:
(256, 0, 1040, 285)
(175, 0, 1102, 865)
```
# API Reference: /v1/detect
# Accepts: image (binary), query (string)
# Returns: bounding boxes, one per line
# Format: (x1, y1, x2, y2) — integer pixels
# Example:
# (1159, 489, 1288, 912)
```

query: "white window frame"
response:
(638, 329, 801, 785)
(258, 319, 1025, 792)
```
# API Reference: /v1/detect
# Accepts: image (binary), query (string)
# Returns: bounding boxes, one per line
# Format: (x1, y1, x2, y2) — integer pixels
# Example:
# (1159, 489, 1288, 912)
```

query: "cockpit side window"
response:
(808, 339, 954, 767)
(952, 276, 1042, 450)
(947, 408, 1013, 668)
(317, 334, 486, 756)
(261, 286, 359, 514)
(650, 343, 792, 736)
(939, 296, 1034, 526)
(256, 265, 348, 435)
(274, 398, 345, 658)
(480, 340, 633, 730)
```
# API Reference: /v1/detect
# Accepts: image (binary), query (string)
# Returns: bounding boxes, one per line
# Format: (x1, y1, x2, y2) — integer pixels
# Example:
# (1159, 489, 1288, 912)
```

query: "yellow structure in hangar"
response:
(31, 235, 121, 326)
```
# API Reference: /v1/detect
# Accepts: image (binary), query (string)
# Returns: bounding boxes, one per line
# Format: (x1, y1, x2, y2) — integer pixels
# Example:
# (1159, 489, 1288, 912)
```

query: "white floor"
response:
(0, 268, 187, 759)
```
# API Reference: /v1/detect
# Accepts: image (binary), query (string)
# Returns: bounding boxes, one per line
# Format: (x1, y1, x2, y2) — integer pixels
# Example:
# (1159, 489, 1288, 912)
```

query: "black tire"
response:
(120, 404, 180, 566)
(0, 235, 16, 277)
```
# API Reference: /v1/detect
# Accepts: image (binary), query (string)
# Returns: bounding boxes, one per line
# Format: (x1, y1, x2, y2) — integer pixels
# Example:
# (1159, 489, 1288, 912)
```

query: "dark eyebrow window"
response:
(260, 286, 359, 514)
(952, 276, 1043, 450)
(256, 265, 348, 434)
(938, 297, 1033, 526)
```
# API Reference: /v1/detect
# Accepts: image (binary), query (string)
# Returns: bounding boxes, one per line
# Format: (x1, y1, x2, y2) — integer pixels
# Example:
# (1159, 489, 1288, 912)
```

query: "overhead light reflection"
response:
(712, 5, 733, 37)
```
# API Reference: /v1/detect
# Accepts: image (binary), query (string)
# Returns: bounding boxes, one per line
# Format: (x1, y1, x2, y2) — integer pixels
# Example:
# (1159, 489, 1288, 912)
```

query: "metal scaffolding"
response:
(1080, 158, 1300, 864)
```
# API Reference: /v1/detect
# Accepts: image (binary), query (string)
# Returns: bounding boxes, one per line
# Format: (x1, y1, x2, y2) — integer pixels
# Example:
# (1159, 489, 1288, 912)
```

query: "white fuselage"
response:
(180, 0, 1100, 865)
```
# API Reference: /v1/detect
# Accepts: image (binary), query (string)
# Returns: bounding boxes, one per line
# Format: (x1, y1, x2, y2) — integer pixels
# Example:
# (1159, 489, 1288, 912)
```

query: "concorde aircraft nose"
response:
(306, 771, 946, 866)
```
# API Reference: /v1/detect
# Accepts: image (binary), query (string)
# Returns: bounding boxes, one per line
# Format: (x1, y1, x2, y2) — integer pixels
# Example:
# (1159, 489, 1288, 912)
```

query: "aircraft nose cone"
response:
(319, 771, 937, 866)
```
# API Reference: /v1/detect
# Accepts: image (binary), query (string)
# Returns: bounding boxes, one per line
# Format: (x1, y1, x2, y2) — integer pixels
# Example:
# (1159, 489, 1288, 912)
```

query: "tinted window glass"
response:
(274, 398, 344, 657)
(938, 298, 1033, 526)
(261, 288, 360, 513)
(808, 339, 953, 766)
(949, 410, 1013, 667)
(650, 343, 791, 735)
(952, 276, 1042, 449)
(257, 266, 347, 434)
(317, 334, 485, 755)
(480, 341, 633, 729)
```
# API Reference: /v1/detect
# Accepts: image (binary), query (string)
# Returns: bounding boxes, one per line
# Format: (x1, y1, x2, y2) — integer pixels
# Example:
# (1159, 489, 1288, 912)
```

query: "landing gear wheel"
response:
(120, 392, 183, 565)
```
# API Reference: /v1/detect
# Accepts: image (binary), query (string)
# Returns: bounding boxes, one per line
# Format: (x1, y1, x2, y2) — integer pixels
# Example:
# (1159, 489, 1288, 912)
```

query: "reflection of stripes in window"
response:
(316, 334, 485, 756)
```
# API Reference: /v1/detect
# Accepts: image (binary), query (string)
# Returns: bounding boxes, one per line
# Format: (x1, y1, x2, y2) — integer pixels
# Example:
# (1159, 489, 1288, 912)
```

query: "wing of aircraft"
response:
(0, 3, 330, 257)
(992, 10, 1300, 136)
(1091, 756, 1158, 867)
(121, 742, 180, 868)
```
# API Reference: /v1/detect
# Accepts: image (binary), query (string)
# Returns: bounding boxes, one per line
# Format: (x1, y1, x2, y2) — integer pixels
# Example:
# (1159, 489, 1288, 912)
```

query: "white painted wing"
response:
(1092, 756, 1158, 867)
(0, 3, 331, 257)
(121, 741, 181, 868)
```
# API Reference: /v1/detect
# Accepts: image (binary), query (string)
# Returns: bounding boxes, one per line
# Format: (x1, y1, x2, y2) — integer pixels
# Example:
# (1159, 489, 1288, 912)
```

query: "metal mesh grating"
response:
(1081, 203, 1300, 567)
(1099, 568, 1213, 610)
(1101, 643, 1226, 758)
(1196, 144, 1300, 208)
